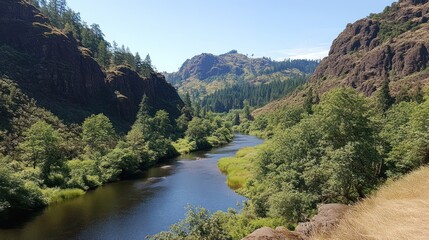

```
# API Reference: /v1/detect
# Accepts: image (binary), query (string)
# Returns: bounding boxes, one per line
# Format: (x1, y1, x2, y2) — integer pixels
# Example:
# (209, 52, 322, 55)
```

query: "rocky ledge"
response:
(242, 204, 350, 240)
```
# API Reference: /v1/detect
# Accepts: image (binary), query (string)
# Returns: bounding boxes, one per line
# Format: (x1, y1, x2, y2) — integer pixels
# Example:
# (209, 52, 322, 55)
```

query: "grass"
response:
(218, 145, 263, 191)
(43, 188, 85, 205)
(314, 167, 429, 240)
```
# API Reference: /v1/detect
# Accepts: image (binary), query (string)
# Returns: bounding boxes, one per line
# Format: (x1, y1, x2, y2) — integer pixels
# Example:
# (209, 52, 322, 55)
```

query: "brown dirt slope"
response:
(313, 167, 429, 240)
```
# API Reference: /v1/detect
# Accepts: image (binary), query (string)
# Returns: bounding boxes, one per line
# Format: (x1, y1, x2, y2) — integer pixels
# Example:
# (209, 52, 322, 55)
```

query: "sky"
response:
(67, 0, 396, 72)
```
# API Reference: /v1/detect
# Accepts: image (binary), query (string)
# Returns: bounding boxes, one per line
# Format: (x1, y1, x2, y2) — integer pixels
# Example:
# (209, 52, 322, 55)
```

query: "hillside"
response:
(315, 167, 429, 240)
(256, 0, 429, 115)
(0, 0, 183, 127)
(166, 51, 319, 99)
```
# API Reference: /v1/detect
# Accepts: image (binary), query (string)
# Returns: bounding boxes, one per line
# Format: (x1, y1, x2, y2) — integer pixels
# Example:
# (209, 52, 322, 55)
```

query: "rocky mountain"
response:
(256, 0, 429, 115)
(0, 0, 183, 127)
(166, 50, 319, 98)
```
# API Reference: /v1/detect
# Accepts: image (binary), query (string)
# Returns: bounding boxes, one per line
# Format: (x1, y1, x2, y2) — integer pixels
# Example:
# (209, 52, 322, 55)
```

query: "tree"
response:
(82, 114, 116, 156)
(135, 52, 143, 74)
(96, 41, 110, 69)
(19, 121, 63, 184)
(233, 112, 241, 126)
(143, 54, 152, 68)
(243, 100, 252, 121)
(186, 117, 211, 144)
(303, 88, 314, 114)
(376, 79, 394, 113)
(182, 92, 193, 120)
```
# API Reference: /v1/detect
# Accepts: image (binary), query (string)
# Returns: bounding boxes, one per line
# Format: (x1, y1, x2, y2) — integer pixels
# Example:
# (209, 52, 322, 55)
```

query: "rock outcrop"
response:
(0, 0, 183, 126)
(242, 204, 349, 240)
(243, 227, 302, 240)
(295, 204, 350, 239)
(256, 0, 429, 115)
(312, 0, 429, 96)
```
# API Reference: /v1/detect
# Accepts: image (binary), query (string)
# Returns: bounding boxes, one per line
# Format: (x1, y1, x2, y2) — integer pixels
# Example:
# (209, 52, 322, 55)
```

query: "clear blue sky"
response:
(68, 0, 396, 72)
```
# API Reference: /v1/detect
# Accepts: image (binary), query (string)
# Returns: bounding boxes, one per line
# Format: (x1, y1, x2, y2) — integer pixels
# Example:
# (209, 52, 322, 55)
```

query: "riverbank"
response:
(218, 144, 265, 192)
(0, 134, 260, 240)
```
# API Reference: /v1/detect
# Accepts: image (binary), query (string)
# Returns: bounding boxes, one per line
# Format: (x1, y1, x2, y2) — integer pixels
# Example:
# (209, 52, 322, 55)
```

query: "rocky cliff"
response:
(312, 0, 429, 95)
(256, 0, 429, 115)
(0, 0, 182, 126)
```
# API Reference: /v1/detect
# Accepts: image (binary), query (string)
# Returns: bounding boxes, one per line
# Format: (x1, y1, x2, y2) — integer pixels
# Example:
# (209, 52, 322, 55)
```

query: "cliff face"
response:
(0, 0, 183, 126)
(106, 67, 182, 122)
(312, 0, 429, 96)
(255, 0, 429, 115)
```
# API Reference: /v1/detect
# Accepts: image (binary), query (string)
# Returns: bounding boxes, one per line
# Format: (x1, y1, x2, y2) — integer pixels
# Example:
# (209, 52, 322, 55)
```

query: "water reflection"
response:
(0, 134, 263, 240)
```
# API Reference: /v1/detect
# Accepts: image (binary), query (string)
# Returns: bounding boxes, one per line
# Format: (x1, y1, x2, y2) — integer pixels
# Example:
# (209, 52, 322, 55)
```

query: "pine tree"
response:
(243, 100, 252, 120)
(376, 79, 394, 112)
(96, 41, 110, 69)
(135, 52, 143, 74)
(233, 112, 241, 125)
(303, 88, 314, 114)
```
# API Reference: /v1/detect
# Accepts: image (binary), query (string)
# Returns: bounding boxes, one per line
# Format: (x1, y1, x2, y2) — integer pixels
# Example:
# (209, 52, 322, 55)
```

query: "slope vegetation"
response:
(0, 0, 183, 126)
(166, 51, 319, 98)
(256, 0, 429, 115)
(315, 167, 429, 240)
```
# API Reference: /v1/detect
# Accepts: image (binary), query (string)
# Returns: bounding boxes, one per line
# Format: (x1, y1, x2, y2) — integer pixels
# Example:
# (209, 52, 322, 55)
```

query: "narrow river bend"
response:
(0, 134, 263, 240)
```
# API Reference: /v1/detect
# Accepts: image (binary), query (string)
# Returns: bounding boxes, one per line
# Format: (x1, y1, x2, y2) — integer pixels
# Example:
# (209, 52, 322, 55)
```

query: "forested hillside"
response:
(150, 1, 429, 239)
(166, 51, 319, 103)
(0, 0, 234, 213)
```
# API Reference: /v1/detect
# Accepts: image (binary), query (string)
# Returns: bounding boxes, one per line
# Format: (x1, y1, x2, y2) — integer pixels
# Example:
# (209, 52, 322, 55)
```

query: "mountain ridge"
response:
(165, 50, 319, 98)
(0, 0, 183, 127)
(255, 0, 429, 115)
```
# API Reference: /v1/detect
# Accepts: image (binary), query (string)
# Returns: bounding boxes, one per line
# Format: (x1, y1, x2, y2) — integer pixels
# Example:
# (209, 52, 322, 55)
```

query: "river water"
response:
(0, 134, 263, 240)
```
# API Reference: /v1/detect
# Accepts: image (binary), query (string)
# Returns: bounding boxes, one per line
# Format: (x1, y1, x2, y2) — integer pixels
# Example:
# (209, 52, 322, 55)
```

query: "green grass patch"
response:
(43, 188, 85, 205)
(218, 145, 264, 191)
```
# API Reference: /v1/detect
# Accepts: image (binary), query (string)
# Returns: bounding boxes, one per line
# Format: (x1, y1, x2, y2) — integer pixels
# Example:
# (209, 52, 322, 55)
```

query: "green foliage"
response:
(149, 206, 288, 240)
(0, 157, 46, 211)
(43, 188, 85, 204)
(201, 76, 308, 112)
(30, 0, 147, 70)
(82, 114, 116, 156)
(186, 117, 212, 147)
(19, 120, 64, 186)
(378, 19, 418, 42)
(243, 88, 381, 222)
(218, 146, 262, 191)
(66, 159, 102, 190)
(148, 207, 232, 240)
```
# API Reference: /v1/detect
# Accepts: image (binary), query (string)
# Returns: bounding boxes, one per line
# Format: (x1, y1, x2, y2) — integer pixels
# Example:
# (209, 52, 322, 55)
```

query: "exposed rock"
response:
(242, 227, 302, 240)
(0, 0, 183, 126)
(312, 1, 429, 96)
(295, 204, 350, 239)
(256, 0, 429, 115)
(242, 204, 349, 240)
(106, 66, 182, 121)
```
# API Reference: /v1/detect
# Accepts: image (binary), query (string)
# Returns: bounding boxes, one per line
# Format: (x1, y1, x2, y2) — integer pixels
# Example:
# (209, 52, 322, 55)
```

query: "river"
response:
(0, 134, 263, 240)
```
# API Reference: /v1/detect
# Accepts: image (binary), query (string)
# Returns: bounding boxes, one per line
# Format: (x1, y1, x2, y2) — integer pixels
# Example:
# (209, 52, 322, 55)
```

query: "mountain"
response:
(165, 50, 319, 98)
(256, 0, 429, 115)
(0, 0, 183, 127)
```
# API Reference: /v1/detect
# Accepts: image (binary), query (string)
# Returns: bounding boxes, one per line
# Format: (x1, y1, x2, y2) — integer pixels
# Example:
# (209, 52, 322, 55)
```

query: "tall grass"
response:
(218, 145, 263, 191)
(43, 188, 85, 205)
(314, 167, 429, 240)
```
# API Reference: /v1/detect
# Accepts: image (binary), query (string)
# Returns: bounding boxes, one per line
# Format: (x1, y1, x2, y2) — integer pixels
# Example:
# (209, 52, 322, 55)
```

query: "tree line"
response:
(201, 75, 308, 112)
(0, 77, 233, 211)
(29, 0, 153, 75)
(150, 83, 429, 239)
